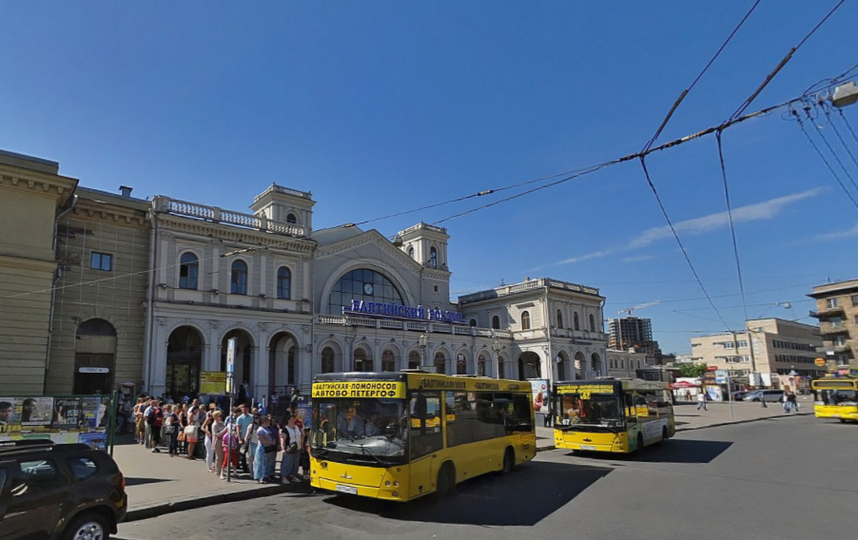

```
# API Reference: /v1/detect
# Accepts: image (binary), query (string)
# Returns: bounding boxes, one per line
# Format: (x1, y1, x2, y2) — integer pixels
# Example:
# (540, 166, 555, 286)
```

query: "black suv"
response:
(0, 440, 127, 540)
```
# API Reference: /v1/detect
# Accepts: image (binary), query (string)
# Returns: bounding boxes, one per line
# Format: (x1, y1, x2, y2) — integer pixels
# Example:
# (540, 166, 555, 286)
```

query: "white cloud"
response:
(815, 223, 858, 241)
(532, 188, 824, 270)
(622, 254, 656, 263)
(628, 188, 825, 248)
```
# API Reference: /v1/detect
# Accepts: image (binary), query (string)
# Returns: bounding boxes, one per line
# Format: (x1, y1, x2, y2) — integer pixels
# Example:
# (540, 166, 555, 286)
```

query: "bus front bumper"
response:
(814, 405, 858, 420)
(311, 476, 409, 502)
(554, 430, 629, 453)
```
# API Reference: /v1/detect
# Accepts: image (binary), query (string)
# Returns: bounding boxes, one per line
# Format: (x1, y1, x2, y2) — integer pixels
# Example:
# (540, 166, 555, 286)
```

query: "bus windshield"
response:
(556, 393, 623, 429)
(311, 398, 407, 460)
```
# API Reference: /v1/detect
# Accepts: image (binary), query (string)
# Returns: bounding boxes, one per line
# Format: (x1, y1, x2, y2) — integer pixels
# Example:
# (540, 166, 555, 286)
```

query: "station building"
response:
(1, 148, 608, 398)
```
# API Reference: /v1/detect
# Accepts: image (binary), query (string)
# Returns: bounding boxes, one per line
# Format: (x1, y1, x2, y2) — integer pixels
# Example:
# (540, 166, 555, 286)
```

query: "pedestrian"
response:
(760, 392, 768, 408)
(235, 404, 253, 474)
(143, 398, 155, 448)
(184, 402, 201, 460)
(290, 387, 299, 415)
(163, 405, 181, 457)
(280, 412, 303, 483)
(149, 401, 164, 452)
(212, 411, 227, 478)
(685, 390, 692, 402)
(696, 390, 708, 411)
(299, 426, 311, 481)
(201, 404, 216, 472)
(244, 413, 260, 477)
(789, 391, 800, 412)
(133, 398, 146, 444)
(254, 415, 278, 483)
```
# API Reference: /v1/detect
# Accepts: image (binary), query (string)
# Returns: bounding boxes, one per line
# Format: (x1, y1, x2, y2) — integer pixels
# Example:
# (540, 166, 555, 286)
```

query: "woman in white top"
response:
(279, 413, 303, 483)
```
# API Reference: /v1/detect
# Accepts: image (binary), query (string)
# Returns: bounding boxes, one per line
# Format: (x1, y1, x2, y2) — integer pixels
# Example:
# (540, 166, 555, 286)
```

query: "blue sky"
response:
(2, 1, 857, 353)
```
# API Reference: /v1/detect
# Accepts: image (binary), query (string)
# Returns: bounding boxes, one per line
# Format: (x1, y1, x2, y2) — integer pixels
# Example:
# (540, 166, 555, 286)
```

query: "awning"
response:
(670, 381, 700, 389)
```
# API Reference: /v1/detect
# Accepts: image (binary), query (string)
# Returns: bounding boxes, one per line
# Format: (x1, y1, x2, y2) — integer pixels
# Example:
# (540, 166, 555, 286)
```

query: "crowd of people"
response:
(130, 391, 310, 485)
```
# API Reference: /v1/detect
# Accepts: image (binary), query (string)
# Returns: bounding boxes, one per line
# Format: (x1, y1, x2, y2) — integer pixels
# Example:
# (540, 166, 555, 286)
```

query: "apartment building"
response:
(808, 278, 858, 366)
(690, 318, 823, 388)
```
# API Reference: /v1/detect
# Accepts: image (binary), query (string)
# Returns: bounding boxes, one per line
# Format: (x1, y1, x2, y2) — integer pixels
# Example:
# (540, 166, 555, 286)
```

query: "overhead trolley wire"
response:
(641, 0, 764, 153)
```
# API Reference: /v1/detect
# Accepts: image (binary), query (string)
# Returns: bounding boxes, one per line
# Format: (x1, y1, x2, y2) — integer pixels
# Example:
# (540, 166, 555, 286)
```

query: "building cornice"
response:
(156, 214, 316, 254)
(72, 199, 148, 227)
(0, 164, 78, 203)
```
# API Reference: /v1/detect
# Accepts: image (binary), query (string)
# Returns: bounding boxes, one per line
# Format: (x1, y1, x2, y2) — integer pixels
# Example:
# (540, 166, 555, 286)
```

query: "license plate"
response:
(336, 484, 358, 495)
(579, 445, 596, 451)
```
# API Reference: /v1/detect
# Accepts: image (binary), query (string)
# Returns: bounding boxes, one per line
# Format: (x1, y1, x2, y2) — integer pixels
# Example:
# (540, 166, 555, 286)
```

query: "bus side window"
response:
(409, 392, 443, 459)
(624, 393, 637, 424)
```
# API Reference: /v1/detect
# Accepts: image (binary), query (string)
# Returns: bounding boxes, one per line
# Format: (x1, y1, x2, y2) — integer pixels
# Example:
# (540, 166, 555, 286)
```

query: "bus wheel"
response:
(840, 419, 847, 423)
(500, 447, 515, 475)
(433, 463, 456, 501)
(661, 426, 669, 444)
(636, 432, 645, 453)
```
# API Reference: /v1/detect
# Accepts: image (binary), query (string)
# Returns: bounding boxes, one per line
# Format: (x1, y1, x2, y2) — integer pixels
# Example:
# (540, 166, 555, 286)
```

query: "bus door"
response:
(408, 391, 443, 499)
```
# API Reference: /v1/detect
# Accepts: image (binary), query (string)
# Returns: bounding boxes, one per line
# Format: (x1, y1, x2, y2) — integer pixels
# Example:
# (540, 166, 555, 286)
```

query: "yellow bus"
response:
(553, 378, 675, 454)
(309, 371, 536, 502)
(811, 376, 858, 423)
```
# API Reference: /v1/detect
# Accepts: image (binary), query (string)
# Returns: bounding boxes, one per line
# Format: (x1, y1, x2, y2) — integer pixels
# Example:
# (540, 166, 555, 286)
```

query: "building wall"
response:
(690, 318, 823, 386)
(606, 349, 648, 378)
(47, 190, 150, 394)
(809, 279, 858, 366)
(0, 152, 77, 395)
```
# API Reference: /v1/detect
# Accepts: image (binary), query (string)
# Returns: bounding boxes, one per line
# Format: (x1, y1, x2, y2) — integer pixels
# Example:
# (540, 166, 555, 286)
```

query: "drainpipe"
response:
(308, 247, 316, 394)
(44, 194, 78, 394)
(543, 281, 552, 385)
(143, 208, 158, 394)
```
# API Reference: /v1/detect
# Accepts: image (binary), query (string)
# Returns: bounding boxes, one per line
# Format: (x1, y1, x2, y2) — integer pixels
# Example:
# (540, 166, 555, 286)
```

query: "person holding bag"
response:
(254, 416, 277, 483)
(279, 412, 303, 483)
(201, 404, 215, 472)
(212, 411, 227, 478)
(184, 403, 201, 460)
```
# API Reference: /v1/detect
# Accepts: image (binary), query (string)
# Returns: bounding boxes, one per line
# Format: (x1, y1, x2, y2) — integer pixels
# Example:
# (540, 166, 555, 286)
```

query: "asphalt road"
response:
(118, 416, 857, 540)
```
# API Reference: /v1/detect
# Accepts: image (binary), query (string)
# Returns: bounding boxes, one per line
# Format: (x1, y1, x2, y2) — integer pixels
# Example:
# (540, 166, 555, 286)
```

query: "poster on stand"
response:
(0, 394, 110, 450)
(528, 380, 550, 413)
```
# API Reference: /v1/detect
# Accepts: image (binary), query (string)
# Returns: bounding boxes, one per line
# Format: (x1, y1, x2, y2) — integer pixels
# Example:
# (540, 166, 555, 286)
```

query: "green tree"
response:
(679, 363, 708, 378)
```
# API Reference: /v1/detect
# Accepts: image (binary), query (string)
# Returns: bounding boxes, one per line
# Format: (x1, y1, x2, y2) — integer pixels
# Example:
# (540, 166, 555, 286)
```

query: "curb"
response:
(124, 482, 294, 522)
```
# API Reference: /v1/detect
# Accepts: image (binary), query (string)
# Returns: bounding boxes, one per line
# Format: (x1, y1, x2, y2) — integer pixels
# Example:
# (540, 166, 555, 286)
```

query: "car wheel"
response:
(63, 512, 108, 540)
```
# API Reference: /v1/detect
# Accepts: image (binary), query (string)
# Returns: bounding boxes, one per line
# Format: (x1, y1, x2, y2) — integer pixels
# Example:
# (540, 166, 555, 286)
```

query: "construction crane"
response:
(614, 300, 660, 350)
(617, 300, 661, 316)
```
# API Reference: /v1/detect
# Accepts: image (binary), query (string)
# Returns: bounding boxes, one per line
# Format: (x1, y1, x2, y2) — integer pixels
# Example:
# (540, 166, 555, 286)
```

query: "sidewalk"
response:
(113, 437, 298, 521)
(535, 398, 812, 452)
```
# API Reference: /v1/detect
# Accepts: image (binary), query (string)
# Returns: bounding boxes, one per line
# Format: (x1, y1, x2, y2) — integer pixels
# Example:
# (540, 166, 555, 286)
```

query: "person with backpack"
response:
(149, 401, 164, 453)
(279, 412, 303, 483)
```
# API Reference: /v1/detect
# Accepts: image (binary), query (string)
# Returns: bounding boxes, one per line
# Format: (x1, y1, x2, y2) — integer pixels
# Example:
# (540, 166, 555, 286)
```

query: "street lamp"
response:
(492, 338, 503, 379)
(419, 333, 428, 368)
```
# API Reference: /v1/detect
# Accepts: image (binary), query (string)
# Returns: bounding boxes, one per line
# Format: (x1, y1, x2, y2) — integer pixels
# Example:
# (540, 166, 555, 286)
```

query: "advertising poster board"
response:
(0, 394, 110, 452)
(294, 395, 312, 428)
(528, 379, 550, 413)
(200, 371, 227, 395)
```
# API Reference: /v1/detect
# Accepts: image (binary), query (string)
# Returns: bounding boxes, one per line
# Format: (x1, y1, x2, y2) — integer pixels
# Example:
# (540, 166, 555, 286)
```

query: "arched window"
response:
(230, 260, 248, 295)
(456, 353, 467, 374)
(521, 311, 531, 330)
(408, 351, 421, 370)
(589, 313, 596, 332)
(573, 312, 580, 331)
(492, 315, 500, 329)
(469, 319, 477, 327)
(328, 268, 405, 314)
(557, 359, 566, 380)
(434, 352, 446, 374)
(478, 354, 487, 376)
(179, 252, 199, 290)
(382, 350, 396, 372)
(429, 247, 438, 268)
(408, 246, 415, 259)
(497, 356, 505, 379)
(556, 309, 563, 329)
(276, 267, 291, 299)
(286, 213, 297, 224)
(321, 347, 335, 373)
(354, 348, 372, 372)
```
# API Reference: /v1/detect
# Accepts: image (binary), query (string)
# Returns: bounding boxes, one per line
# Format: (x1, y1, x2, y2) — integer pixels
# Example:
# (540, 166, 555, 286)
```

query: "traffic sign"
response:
(706, 366, 718, 371)
(814, 358, 826, 366)
(226, 337, 236, 374)
(715, 369, 728, 384)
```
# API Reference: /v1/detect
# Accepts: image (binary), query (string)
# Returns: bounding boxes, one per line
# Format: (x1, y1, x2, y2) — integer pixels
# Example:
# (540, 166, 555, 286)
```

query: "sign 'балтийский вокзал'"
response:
(344, 300, 465, 324)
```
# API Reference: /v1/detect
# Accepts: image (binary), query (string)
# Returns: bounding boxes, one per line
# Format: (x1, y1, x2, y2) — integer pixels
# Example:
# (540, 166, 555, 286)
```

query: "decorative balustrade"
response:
(459, 277, 600, 304)
(152, 195, 306, 237)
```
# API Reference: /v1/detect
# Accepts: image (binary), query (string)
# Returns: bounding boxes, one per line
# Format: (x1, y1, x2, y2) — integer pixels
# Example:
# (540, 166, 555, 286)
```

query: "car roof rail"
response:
(0, 439, 55, 451)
